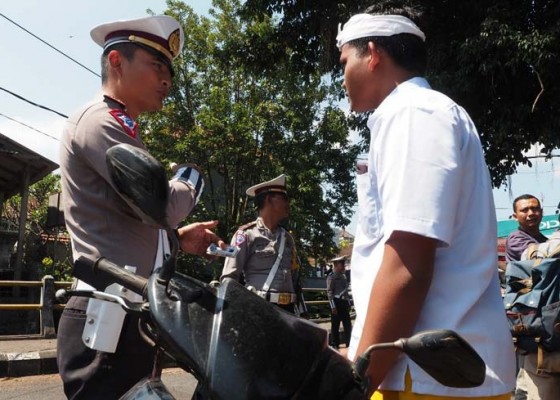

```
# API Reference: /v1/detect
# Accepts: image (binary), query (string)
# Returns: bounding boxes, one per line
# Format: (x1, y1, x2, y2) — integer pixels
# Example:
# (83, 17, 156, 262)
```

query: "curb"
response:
(0, 349, 58, 377)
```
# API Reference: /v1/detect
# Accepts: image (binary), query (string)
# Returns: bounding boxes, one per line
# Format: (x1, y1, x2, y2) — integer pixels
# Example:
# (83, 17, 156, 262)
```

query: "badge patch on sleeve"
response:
(109, 110, 138, 139)
(235, 232, 247, 246)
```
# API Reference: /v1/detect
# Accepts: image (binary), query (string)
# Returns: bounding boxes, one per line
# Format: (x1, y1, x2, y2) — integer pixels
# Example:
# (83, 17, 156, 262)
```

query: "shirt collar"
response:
(367, 76, 431, 130)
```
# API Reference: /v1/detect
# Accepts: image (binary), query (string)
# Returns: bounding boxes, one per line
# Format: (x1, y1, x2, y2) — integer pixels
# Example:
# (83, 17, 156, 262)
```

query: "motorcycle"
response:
(57, 144, 486, 399)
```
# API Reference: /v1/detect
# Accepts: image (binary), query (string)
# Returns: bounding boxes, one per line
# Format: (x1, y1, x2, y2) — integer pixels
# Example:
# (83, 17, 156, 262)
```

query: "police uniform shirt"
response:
(60, 94, 197, 278)
(221, 217, 299, 293)
(326, 270, 349, 303)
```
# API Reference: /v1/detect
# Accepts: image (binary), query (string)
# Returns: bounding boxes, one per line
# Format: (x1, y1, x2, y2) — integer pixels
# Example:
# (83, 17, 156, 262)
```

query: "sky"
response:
(0, 0, 212, 161)
(1, 1, 559, 237)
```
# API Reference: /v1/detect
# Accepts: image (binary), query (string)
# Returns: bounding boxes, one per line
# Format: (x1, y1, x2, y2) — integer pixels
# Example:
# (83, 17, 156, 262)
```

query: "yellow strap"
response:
(536, 339, 544, 374)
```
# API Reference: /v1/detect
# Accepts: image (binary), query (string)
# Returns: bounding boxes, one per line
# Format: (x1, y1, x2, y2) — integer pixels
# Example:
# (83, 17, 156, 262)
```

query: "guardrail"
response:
(0, 276, 71, 338)
(0, 278, 341, 337)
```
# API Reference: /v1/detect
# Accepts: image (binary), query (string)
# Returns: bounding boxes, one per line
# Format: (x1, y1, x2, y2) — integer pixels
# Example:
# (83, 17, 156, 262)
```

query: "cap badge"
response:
(168, 29, 181, 57)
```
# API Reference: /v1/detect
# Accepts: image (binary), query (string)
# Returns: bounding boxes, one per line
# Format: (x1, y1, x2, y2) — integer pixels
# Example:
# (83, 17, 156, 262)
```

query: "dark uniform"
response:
(327, 258, 352, 348)
(57, 15, 196, 400)
(222, 217, 306, 315)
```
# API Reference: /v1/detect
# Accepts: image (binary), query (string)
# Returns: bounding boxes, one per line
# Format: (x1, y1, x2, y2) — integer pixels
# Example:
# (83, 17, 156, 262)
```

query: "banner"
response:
(497, 214, 559, 238)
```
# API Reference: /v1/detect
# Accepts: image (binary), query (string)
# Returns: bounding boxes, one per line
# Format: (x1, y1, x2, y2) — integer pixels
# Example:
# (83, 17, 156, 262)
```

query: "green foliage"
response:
(240, 0, 560, 187)
(142, 0, 358, 269)
(41, 256, 72, 282)
(3, 174, 73, 280)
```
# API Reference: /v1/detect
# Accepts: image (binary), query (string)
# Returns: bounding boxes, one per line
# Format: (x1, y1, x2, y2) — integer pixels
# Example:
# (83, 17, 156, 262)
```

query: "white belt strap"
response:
(262, 229, 286, 293)
(154, 229, 171, 272)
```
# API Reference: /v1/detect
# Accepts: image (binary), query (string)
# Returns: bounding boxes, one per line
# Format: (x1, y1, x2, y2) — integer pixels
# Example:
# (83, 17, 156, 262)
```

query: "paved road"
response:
(0, 368, 197, 400)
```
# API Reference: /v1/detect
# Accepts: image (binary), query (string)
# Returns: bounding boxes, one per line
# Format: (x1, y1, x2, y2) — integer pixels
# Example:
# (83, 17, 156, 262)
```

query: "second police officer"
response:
(221, 175, 307, 316)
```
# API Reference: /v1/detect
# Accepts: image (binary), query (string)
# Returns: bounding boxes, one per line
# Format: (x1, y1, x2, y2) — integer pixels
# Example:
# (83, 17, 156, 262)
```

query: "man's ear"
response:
(107, 50, 122, 68)
(512, 212, 518, 221)
(367, 41, 381, 71)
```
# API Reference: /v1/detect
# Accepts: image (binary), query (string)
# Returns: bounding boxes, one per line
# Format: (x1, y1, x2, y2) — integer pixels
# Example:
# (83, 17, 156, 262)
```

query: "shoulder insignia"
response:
(234, 231, 247, 246)
(109, 109, 138, 139)
(233, 220, 257, 246)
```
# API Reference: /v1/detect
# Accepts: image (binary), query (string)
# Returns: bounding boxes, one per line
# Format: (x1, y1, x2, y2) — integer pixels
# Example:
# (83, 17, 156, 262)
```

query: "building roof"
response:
(0, 132, 59, 199)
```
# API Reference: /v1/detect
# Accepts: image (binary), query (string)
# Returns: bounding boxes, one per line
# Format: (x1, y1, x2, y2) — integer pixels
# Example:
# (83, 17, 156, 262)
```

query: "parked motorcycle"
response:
(57, 144, 486, 399)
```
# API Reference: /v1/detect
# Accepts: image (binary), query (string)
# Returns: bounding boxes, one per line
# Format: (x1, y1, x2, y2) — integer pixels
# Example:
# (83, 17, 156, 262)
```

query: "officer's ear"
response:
(108, 50, 123, 70)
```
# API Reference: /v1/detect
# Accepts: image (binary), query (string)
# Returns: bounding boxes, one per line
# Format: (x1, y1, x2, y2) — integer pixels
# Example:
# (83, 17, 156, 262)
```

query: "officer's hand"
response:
(332, 308, 338, 315)
(177, 221, 226, 256)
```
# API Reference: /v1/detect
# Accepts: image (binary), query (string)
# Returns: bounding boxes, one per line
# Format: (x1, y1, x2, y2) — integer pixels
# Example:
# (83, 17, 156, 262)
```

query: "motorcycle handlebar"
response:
(94, 257, 147, 295)
(73, 256, 147, 296)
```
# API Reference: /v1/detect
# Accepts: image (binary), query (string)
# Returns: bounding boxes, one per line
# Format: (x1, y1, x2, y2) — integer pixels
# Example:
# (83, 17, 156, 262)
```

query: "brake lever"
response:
(56, 289, 146, 315)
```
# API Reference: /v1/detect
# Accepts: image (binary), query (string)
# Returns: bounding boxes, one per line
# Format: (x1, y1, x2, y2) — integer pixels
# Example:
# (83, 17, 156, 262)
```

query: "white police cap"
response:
(246, 174, 287, 197)
(90, 15, 184, 64)
(331, 255, 346, 263)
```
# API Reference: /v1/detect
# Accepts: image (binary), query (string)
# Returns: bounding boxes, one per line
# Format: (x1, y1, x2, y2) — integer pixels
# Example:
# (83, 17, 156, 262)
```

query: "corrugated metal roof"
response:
(0, 132, 58, 199)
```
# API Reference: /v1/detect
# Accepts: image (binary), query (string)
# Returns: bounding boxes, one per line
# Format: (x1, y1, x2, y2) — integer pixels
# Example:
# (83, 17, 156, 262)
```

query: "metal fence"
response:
(0, 276, 71, 338)
(0, 277, 333, 337)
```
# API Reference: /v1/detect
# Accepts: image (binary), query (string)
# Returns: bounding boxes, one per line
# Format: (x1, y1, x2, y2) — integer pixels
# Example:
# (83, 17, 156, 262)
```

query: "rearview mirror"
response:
(397, 329, 486, 388)
(354, 329, 486, 393)
(106, 144, 169, 228)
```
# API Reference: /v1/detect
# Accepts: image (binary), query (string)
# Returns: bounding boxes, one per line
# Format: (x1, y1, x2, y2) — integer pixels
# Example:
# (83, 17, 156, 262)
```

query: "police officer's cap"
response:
(331, 255, 346, 263)
(91, 15, 184, 71)
(246, 174, 287, 197)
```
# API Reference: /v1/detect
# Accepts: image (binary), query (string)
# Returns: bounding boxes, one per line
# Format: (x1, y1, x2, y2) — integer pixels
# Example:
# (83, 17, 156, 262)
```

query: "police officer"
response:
(327, 256, 353, 348)
(57, 15, 224, 399)
(221, 174, 307, 315)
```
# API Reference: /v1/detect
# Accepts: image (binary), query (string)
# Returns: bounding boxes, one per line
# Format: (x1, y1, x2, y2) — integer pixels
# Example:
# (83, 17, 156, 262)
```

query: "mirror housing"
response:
(106, 144, 169, 227)
(354, 329, 486, 394)
(398, 329, 486, 388)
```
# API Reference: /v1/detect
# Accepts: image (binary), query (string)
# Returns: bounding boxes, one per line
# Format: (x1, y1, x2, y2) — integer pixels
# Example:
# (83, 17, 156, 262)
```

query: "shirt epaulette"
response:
(238, 220, 257, 232)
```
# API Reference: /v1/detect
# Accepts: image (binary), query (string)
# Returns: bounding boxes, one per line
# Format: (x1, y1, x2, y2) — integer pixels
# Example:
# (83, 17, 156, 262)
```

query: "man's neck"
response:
(519, 225, 542, 238)
(103, 84, 139, 119)
(259, 213, 280, 233)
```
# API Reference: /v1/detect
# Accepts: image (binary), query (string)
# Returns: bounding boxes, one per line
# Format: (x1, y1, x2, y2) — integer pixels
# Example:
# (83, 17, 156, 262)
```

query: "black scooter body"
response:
(147, 272, 363, 399)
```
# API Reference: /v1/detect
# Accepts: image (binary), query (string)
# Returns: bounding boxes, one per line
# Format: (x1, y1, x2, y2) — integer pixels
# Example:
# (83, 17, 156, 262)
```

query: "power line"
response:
(0, 86, 68, 118)
(0, 12, 100, 78)
(0, 112, 60, 141)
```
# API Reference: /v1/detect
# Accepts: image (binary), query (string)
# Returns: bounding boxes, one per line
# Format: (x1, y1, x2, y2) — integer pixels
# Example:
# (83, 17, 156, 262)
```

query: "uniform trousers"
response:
(514, 352, 560, 400)
(331, 298, 352, 347)
(57, 296, 156, 399)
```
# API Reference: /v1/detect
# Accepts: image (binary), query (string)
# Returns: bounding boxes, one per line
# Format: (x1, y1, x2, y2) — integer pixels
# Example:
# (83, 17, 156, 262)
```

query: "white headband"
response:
(336, 14, 425, 49)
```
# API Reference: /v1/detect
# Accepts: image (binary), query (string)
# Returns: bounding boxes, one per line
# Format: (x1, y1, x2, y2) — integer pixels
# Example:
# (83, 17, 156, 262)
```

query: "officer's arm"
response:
(326, 275, 336, 311)
(220, 230, 247, 282)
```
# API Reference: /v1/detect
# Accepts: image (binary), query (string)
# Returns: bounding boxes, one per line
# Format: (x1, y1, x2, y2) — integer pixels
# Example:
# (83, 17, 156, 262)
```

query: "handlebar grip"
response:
(93, 257, 147, 295)
(73, 257, 147, 296)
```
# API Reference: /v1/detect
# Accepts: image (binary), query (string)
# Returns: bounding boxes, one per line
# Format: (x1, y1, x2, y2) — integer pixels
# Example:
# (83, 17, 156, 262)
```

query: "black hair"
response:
(100, 42, 138, 84)
(100, 42, 174, 84)
(254, 193, 268, 211)
(513, 194, 541, 212)
(347, 2, 427, 75)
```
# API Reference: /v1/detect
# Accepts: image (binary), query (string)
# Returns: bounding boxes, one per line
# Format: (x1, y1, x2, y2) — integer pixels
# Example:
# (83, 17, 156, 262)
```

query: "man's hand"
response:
(177, 220, 225, 256)
(332, 307, 338, 315)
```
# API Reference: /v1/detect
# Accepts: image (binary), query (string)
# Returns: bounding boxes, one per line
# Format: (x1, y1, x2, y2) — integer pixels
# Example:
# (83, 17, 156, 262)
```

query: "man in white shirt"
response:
(336, 4, 515, 399)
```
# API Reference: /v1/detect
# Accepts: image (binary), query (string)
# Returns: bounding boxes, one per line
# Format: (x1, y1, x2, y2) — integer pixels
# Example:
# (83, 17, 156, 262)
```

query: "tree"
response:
(141, 0, 358, 277)
(239, 0, 560, 187)
(3, 174, 72, 280)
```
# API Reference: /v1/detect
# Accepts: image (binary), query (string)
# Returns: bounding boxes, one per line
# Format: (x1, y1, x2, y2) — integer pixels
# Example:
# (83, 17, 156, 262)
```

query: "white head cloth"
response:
(336, 14, 425, 49)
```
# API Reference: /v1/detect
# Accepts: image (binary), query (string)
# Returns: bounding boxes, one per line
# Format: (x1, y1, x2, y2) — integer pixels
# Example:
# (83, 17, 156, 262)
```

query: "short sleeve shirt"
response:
(349, 78, 515, 396)
(60, 94, 197, 277)
(221, 218, 299, 292)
